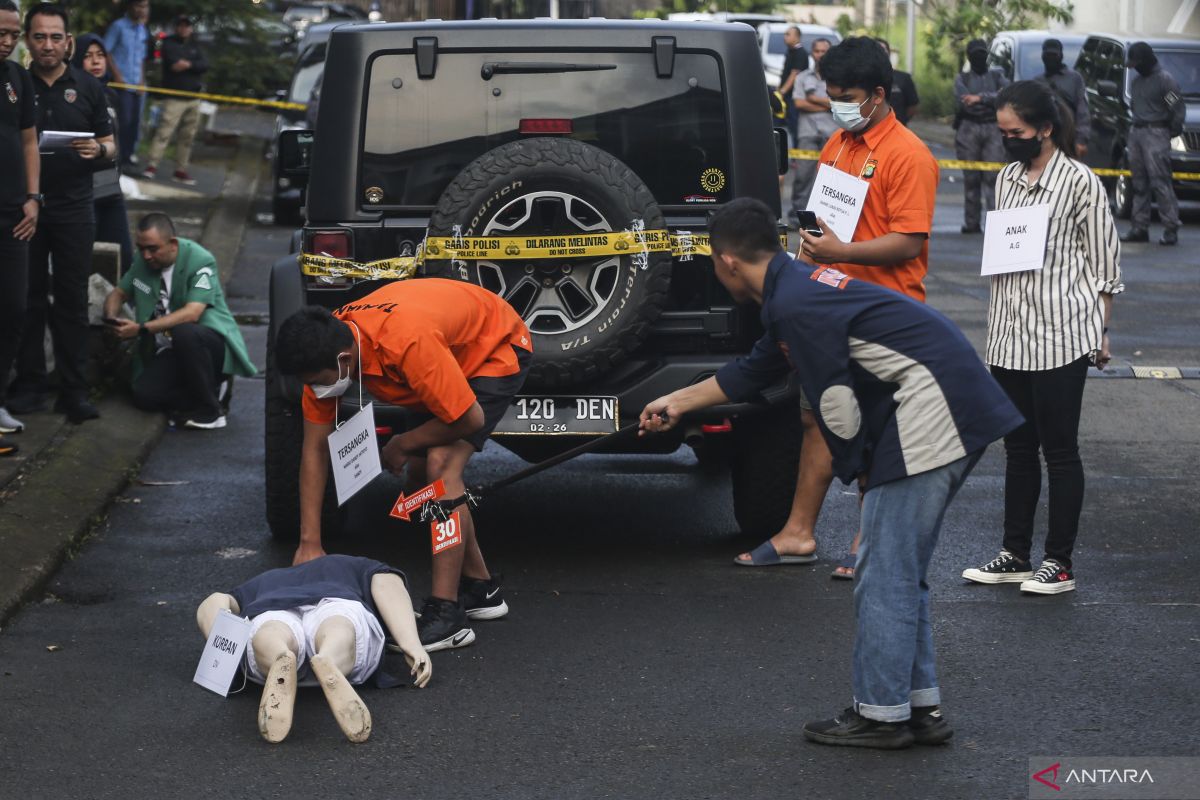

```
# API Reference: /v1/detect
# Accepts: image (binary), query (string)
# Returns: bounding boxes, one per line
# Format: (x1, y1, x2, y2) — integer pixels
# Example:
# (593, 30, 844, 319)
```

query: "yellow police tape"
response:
(108, 82, 307, 113)
(299, 230, 798, 281)
(788, 148, 1200, 181)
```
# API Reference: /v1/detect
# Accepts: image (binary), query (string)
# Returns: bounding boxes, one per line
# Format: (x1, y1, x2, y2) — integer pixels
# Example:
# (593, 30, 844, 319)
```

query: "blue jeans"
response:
(852, 451, 983, 722)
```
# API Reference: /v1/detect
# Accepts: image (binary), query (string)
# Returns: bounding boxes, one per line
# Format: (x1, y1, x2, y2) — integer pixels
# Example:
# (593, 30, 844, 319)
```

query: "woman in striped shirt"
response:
(962, 81, 1123, 595)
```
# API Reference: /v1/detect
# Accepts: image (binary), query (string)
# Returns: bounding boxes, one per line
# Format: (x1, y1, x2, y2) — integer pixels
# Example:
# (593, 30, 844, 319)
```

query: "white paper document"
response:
(981, 204, 1051, 276)
(38, 130, 95, 150)
(193, 610, 251, 697)
(326, 402, 383, 506)
(806, 163, 870, 244)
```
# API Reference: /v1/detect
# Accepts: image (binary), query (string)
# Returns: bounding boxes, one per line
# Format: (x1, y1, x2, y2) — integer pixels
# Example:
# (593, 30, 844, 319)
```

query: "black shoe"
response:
(962, 550, 1033, 584)
(1159, 229, 1178, 246)
(1120, 228, 1150, 243)
(458, 573, 509, 620)
(1020, 559, 1075, 595)
(416, 597, 475, 652)
(6, 392, 49, 414)
(183, 414, 227, 430)
(58, 395, 100, 424)
(802, 707, 915, 749)
(908, 706, 953, 745)
(960, 224, 982, 234)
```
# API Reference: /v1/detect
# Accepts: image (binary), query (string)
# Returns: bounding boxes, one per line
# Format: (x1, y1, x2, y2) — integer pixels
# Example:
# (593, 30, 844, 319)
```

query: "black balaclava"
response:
(1042, 39, 1064, 74)
(967, 39, 989, 74)
(1128, 41, 1158, 77)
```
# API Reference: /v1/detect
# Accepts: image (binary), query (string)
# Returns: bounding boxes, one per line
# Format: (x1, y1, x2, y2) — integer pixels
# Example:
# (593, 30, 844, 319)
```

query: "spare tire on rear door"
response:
(425, 137, 672, 390)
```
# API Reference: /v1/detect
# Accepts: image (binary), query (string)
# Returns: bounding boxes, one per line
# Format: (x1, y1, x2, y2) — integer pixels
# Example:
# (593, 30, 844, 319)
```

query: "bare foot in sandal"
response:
(830, 532, 862, 580)
(735, 530, 818, 566)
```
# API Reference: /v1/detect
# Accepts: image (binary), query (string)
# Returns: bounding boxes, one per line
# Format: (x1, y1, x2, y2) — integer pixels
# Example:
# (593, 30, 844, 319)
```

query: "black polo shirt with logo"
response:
(32, 64, 112, 224)
(1, 59, 37, 219)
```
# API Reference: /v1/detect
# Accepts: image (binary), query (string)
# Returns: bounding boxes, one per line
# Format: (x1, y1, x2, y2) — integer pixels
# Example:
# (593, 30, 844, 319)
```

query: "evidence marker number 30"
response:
(494, 396, 619, 436)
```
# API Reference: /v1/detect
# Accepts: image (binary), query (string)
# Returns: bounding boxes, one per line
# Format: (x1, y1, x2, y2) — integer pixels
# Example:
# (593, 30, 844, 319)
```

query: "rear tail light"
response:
(308, 230, 352, 259)
(520, 118, 573, 135)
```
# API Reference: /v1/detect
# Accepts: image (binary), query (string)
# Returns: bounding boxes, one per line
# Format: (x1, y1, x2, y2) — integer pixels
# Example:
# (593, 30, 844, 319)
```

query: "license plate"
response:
(493, 396, 619, 436)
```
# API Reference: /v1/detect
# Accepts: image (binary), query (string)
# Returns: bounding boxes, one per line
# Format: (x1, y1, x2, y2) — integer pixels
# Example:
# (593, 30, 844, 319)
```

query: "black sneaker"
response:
(57, 395, 100, 424)
(1020, 559, 1075, 595)
(1120, 228, 1150, 243)
(962, 550, 1033, 584)
(416, 597, 475, 652)
(1159, 228, 1178, 246)
(802, 707, 915, 749)
(908, 705, 953, 745)
(458, 574, 509, 620)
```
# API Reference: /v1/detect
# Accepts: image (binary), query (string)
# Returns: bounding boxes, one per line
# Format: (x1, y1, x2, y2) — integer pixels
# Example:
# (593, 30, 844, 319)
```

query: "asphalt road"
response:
(1, 158, 1198, 800)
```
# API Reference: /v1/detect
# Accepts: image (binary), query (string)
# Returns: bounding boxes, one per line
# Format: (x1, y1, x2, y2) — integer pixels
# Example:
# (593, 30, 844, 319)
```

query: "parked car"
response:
(271, 20, 344, 225)
(757, 23, 841, 88)
(1074, 33, 1200, 217)
(282, 2, 367, 39)
(267, 19, 796, 543)
(987, 30, 1086, 82)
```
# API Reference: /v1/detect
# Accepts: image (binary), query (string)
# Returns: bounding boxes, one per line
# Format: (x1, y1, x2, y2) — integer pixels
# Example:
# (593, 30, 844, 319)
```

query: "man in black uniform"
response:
(777, 26, 809, 146)
(876, 38, 919, 126)
(954, 38, 1009, 233)
(1121, 41, 1186, 246)
(1035, 38, 1089, 158)
(0, 0, 41, 452)
(8, 3, 114, 423)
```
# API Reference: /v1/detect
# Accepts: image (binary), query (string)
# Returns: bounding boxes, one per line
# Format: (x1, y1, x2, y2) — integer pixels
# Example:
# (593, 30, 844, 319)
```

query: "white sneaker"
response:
(0, 407, 24, 433)
(184, 415, 226, 430)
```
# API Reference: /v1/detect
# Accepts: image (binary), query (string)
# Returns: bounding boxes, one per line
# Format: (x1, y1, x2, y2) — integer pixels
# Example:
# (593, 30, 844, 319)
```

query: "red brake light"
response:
(520, 118, 572, 135)
(309, 230, 351, 259)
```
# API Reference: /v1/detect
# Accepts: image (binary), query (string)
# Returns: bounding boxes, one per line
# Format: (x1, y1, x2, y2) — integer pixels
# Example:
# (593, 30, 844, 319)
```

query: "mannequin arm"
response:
(196, 592, 241, 638)
(370, 573, 431, 687)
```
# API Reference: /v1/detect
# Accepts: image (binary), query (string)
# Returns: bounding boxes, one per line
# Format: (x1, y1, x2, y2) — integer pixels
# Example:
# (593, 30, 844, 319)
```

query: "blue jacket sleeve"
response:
(714, 332, 790, 402)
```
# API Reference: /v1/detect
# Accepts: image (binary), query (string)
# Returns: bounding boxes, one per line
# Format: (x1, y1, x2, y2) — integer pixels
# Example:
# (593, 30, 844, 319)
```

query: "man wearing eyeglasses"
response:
(6, 3, 114, 424)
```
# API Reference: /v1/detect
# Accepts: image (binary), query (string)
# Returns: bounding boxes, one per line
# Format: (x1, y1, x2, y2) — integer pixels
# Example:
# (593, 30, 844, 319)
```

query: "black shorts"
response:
(408, 345, 532, 451)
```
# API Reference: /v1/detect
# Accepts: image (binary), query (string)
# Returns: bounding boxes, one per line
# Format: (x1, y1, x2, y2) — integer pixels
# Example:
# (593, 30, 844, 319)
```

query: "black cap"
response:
(967, 38, 988, 55)
(1042, 38, 1063, 54)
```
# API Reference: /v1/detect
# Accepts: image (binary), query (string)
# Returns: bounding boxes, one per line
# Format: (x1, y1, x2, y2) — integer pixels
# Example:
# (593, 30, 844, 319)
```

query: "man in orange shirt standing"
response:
(736, 37, 938, 577)
(275, 278, 532, 652)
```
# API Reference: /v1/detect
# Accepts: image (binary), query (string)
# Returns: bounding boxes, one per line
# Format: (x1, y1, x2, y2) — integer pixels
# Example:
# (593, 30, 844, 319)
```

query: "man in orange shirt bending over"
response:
(735, 37, 938, 577)
(275, 278, 532, 652)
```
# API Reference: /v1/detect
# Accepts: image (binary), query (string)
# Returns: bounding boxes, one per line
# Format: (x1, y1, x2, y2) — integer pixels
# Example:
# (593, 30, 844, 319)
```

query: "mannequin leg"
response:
(252, 621, 300, 744)
(310, 615, 372, 743)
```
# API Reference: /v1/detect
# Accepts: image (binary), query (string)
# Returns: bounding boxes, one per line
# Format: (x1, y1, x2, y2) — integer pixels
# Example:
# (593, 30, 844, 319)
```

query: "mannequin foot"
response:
(258, 651, 297, 743)
(310, 653, 372, 743)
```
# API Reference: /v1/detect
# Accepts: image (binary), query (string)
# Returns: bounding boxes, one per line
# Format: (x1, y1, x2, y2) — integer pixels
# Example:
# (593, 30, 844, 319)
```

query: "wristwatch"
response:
(26, 193, 43, 206)
(138, 322, 148, 335)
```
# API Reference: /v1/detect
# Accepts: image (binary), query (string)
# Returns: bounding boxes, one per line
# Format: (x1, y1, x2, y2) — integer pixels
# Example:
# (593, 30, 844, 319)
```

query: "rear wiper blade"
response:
(481, 62, 616, 80)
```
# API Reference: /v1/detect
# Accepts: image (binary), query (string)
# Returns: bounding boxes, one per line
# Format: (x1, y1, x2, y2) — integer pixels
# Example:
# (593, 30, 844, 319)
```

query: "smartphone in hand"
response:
(796, 211, 822, 237)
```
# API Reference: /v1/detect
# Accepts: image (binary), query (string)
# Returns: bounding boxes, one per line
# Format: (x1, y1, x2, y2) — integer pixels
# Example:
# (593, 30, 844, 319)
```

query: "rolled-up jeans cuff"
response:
(910, 687, 940, 708)
(854, 698, 910, 723)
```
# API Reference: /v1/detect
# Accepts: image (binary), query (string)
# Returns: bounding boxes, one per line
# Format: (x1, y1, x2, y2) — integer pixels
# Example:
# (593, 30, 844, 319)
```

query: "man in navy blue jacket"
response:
(640, 198, 1022, 749)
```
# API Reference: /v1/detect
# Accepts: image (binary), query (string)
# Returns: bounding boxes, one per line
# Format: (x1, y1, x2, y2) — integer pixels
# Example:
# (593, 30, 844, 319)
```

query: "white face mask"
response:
(311, 353, 352, 399)
(830, 95, 877, 132)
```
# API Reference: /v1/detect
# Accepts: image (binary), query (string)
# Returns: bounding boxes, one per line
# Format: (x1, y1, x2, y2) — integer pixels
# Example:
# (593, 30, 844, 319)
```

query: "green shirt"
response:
(118, 238, 257, 380)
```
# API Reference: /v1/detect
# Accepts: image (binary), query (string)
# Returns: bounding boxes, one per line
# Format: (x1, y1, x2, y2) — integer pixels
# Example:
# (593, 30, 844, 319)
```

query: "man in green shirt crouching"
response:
(103, 212, 256, 429)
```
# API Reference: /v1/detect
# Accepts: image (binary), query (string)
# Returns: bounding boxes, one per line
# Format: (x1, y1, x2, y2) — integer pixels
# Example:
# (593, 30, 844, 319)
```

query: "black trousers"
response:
(0, 214, 29, 406)
(991, 356, 1090, 568)
(12, 220, 95, 398)
(132, 323, 226, 419)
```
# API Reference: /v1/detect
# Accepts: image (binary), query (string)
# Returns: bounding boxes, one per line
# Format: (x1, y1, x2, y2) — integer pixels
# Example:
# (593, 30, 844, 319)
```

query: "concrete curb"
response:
(0, 399, 165, 625)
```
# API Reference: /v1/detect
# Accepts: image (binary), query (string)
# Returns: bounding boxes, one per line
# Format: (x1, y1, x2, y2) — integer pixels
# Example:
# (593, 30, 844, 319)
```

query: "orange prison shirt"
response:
(301, 278, 532, 426)
(814, 110, 939, 301)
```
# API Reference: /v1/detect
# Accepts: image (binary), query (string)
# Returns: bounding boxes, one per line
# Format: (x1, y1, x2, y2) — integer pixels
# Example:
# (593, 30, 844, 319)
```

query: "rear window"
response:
(360, 50, 732, 209)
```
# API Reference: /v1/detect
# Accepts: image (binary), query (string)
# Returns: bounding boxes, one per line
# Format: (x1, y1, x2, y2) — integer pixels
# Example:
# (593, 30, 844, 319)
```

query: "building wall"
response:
(1060, 0, 1198, 37)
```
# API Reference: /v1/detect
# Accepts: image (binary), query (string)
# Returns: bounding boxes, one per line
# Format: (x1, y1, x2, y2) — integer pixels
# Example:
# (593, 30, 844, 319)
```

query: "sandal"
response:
(830, 554, 856, 580)
(734, 539, 818, 567)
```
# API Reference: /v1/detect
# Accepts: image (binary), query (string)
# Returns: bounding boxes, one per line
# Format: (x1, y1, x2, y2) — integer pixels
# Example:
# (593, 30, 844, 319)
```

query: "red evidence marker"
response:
(389, 479, 446, 522)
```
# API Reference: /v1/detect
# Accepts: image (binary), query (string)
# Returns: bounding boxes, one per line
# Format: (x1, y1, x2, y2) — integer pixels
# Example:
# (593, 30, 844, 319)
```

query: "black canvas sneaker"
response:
(1020, 560, 1075, 595)
(459, 574, 509, 620)
(962, 550, 1034, 584)
(802, 707, 915, 749)
(908, 706, 953, 745)
(417, 597, 475, 652)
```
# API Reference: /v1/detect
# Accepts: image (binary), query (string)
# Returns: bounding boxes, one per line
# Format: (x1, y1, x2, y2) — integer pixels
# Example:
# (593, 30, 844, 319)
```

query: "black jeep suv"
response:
(267, 19, 795, 541)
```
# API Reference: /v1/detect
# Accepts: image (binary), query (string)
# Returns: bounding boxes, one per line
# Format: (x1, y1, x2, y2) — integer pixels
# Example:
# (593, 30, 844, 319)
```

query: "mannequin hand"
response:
(111, 319, 141, 340)
(404, 646, 432, 687)
(380, 437, 411, 475)
(798, 218, 848, 264)
(1095, 334, 1111, 371)
(292, 540, 326, 565)
(13, 199, 38, 241)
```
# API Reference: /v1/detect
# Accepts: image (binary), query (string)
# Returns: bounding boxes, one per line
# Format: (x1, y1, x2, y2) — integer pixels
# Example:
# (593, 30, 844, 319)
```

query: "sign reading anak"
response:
(806, 164, 870, 243)
(981, 204, 1051, 276)
(194, 610, 251, 697)
(326, 403, 383, 505)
